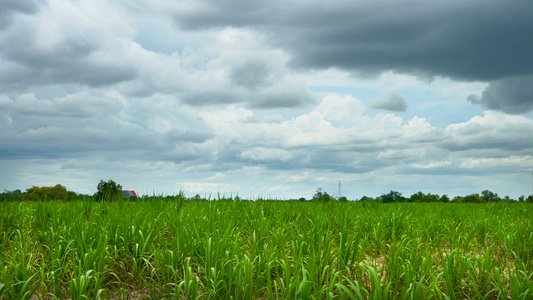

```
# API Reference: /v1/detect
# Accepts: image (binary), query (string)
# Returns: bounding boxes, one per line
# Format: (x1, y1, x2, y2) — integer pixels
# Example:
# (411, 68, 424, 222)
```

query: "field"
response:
(1, 199, 532, 299)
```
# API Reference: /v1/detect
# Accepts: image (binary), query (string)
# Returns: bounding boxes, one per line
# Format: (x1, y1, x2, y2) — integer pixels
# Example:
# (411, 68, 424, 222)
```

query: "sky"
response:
(1, 0, 533, 199)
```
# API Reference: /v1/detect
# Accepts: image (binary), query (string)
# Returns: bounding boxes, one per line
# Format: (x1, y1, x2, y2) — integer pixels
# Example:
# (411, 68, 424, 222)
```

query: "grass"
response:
(0, 199, 532, 299)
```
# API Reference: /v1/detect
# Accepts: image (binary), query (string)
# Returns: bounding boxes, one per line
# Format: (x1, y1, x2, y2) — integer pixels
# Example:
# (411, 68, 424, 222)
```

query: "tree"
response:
(359, 196, 374, 202)
(382, 190, 402, 203)
(338, 196, 348, 202)
(190, 194, 203, 201)
(439, 194, 450, 203)
(312, 188, 332, 202)
(24, 184, 69, 201)
(1, 189, 23, 202)
(423, 193, 438, 203)
(410, 191, 425, 203)
(458, 194, 483, 203)
(94, 180, 122, 202)
(452, 196, 462, 203)
(24, 186, 46, 201)
(67, 191, 79, 201)
(48, 184, 69, 201)
(481, 190, 499, 203)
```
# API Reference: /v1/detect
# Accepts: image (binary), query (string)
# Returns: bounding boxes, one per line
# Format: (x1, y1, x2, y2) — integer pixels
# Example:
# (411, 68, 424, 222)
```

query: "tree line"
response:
(358, 189, 533, 203)
(1, 181, 532, 203)
(0, 180, 123, 202)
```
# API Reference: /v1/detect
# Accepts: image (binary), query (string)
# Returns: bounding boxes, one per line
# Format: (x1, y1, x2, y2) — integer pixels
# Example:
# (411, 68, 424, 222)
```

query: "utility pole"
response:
(338, 181, 342, 198)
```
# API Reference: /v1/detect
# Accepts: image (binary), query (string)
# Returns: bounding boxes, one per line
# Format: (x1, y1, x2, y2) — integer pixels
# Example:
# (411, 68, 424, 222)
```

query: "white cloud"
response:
(1, 0, 532, 200)
(179, 182, 238, 195)
(208, 172, 227, 180)
(444, 111, 533, 151)
(316, 94, 365, 126)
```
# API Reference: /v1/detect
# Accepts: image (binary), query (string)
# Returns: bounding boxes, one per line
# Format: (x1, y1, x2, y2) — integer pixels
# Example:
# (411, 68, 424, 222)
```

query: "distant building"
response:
(122, 190, 139, 200)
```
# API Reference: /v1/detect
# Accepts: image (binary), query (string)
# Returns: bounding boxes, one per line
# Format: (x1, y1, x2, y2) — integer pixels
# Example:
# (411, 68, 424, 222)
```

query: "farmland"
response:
(1, 199, 532, 299)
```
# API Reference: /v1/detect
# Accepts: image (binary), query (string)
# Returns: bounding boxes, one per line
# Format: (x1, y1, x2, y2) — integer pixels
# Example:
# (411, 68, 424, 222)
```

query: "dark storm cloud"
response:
(175, 0, 281, 29)
(180, 85, 315, 108)
(230, 60, 271, 90)
(0, 61, 136, 91)
(0, 0, 137, 91)
(249, 88, 315, 109)
(0, 94, 226, 169)
(175, 0, 533, 113)
(368, 94, 408, 112)
(0, 30, 137, 89)
(237, 144, 390, 174)
(0, 93, 213, 163)
(176, 0, 533, 81)
(468, 76, 533, 114)
(0, 0, 43, 28)
(181, 91, 240, 106)
(0, 122, 150, 159)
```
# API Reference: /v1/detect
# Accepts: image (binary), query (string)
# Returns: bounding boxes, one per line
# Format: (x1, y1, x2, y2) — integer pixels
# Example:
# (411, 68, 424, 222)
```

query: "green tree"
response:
(410, 191, 425, 203)
(67, 191, 79, 201)
(1, 189, 23, 202)
(382, 190, 402, 203)
(359, 196, 374, 202)
(94, 180, 122, 202)
(458, 194, 483, 203)
(190, 194, 203, 201)
(481, 190, 499, 203)
(312, 188, 332, 202)
(24, 186, 45, 201)
(48, 184, 69, 201)
(425, 193, 439, 203)
(439, 194, 450, 203)
(23, 184, 69, 201)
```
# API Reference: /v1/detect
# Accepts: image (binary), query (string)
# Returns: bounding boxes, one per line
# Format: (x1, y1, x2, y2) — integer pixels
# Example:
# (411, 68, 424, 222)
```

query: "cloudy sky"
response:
(1, 0, 533, 199)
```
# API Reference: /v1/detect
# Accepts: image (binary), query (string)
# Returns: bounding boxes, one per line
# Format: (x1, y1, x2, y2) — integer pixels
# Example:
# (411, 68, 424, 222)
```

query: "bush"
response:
(455, 194, 483, 203)
(23, 184, 69, 201)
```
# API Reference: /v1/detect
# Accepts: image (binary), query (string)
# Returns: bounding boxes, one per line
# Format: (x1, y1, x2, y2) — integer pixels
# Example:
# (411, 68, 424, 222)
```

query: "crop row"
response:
(0, 200, 532, 299)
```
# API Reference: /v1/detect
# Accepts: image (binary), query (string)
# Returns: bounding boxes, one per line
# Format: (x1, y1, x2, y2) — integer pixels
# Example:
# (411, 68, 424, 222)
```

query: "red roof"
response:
(122, 190, 138, 198)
